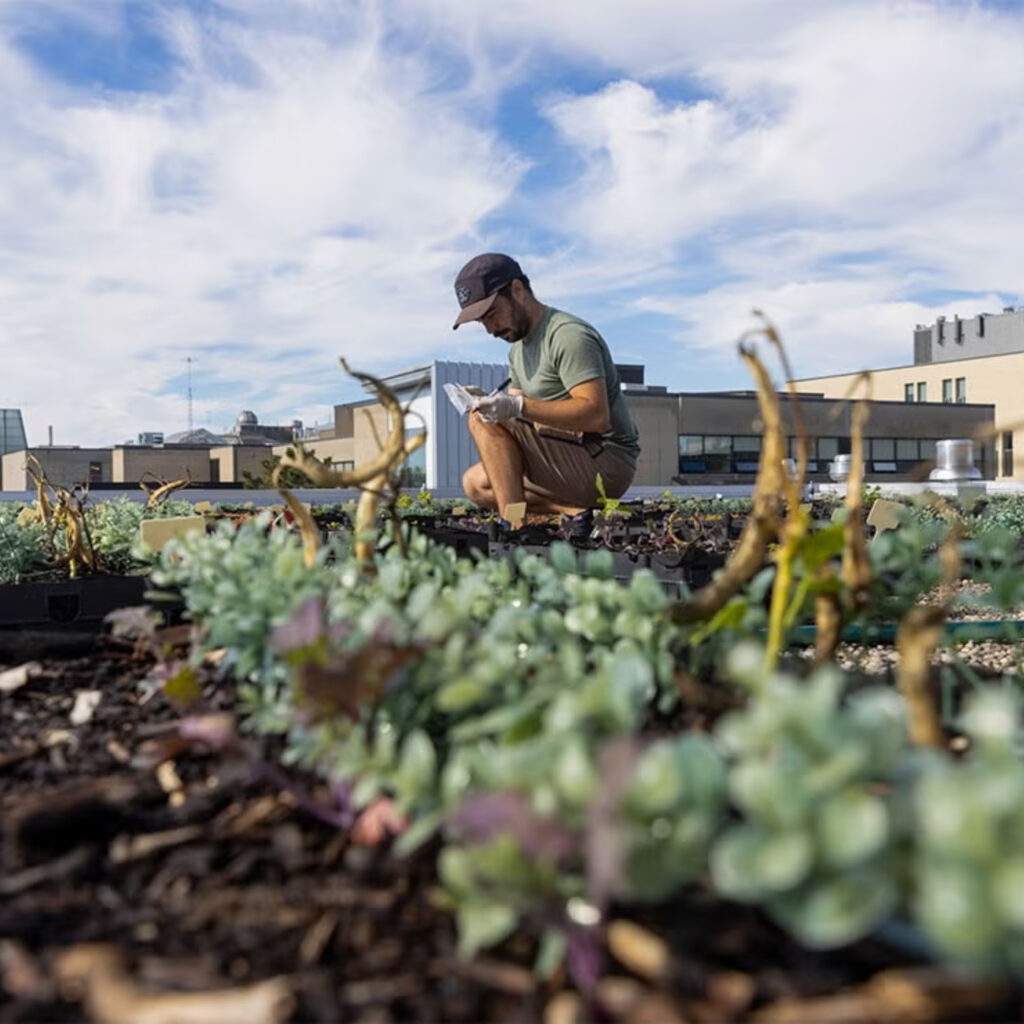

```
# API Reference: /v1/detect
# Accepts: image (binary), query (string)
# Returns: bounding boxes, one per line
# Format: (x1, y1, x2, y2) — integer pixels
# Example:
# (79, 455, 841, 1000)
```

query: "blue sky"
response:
(1, 0, 1023, 445)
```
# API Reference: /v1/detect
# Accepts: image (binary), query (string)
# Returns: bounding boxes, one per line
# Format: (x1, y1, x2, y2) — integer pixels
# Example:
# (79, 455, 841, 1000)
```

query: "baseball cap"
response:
(452, 252, 523, 329)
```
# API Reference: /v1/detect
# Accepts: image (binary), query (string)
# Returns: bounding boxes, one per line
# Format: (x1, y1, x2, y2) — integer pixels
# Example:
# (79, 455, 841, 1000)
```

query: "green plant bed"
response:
(130, 511, 1024, 987)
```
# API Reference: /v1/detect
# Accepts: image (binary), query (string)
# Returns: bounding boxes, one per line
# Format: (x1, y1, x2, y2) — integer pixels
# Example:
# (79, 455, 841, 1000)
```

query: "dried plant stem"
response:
(895, 519, 961, 748)
(355, 472, 387, 564)
(24, 455, 53, 524)
(674, 343, 784, 625)
(276, 361, 411, 488)
(274, 361, 425, 566)
(141, 476, 191, 509)
(23, 458, 95, 576)
(353, 434, 426, 565)
(841, 382, 872, 610)
(895, 606, 945, 748)
(276, 491, 322, 569)
(812, 582, 842, 665)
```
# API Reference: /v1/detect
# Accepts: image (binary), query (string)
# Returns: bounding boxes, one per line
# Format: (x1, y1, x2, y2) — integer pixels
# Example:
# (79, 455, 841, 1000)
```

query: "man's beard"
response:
(505, 297, 532, 342)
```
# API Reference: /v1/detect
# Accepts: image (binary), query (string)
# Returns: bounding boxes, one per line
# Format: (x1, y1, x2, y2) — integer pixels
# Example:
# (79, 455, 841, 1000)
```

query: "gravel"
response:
(813, 580, 1024, 677)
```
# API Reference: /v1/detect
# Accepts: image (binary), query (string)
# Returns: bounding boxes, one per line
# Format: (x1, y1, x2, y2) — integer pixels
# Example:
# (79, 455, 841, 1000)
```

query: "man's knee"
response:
(462, 463, 490, 502)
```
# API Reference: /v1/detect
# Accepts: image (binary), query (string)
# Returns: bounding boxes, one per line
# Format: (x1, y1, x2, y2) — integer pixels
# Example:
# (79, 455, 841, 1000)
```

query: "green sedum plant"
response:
(711, 643, 910, 949)
(0, 502, 47, 583)
(912, 689, 1024, 969)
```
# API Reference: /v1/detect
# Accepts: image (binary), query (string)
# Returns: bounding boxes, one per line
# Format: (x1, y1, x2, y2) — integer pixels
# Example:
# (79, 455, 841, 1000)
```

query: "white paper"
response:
(443, 382, 483, 415)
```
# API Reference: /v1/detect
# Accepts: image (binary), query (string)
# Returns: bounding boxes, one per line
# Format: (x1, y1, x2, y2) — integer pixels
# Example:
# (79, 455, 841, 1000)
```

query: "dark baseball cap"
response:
(452, 252, 524, 329)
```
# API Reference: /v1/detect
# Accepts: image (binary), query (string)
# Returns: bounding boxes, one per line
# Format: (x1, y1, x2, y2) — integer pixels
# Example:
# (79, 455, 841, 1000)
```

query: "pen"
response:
(488, 377, 512, 397)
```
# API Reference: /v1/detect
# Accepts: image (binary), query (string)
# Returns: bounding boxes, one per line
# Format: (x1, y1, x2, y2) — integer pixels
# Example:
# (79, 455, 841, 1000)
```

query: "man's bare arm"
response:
(519, 378, 611, 434)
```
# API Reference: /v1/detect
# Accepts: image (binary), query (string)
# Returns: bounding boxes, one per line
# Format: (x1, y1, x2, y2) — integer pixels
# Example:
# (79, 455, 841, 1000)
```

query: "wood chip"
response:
(54, 944, 294, 1024)
(109, 825, 205, 865)
(752, 965, 1012, 1024)
(0, 940, 49, 999)
(155, 761, 185, 808)
(106, 740, 131, 764)
(298, 910, 339, 967)
(606, 920, 671, 983)
(624, 992, 690, 1024)
(596, 975, 646, 1016)
(437, 957, 536, 996)
(340, 974, 423, 1005)
(0, 847, 93, 896)
(0, 742, 39, 771)
(0, 661, 43, 694)
(544, 990, 585, 1024)
(213, 796, 290, 838)
(70, 690, 102, 726)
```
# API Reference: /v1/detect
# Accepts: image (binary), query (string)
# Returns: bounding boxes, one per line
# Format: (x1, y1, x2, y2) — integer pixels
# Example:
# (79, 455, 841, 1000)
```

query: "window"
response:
(339, 460, 355, 472)
(955, 377, 966, 403)
(942, 379, 953, 403)
(678, 436, 706, 472)
(704, 436, 731, 472)
(920, 439, 937, 460)
(1002, 432, 1014, 478)
(917, 382, 927, 402)
(904, 383, 914, 403)
(400, 428, 426, 487)
(817, 437, 840, 461)
(870, 438, 896, 461)
(732, 436, 762, 453)
(896, 439, 918, 461)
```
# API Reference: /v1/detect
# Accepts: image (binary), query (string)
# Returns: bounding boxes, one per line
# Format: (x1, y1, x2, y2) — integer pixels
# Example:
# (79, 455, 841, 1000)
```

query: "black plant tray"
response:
(0, 575, 151, 631)
(487, 542, 727, 595)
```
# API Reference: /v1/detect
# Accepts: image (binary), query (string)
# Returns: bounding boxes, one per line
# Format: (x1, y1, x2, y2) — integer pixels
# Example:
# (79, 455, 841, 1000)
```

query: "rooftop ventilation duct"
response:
(929, 439, 982, 482)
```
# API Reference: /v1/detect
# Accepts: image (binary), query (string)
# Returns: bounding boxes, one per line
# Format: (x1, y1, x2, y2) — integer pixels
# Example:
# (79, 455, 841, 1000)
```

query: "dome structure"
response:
(235, 410, 258, 430)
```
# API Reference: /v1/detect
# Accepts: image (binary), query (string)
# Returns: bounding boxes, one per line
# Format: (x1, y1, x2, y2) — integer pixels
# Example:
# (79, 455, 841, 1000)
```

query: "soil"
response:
(0, 630, 1019, 1023)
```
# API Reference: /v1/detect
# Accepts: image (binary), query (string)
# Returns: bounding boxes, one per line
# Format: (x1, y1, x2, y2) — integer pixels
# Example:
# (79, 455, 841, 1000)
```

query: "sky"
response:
(1, 0, 1023, 446)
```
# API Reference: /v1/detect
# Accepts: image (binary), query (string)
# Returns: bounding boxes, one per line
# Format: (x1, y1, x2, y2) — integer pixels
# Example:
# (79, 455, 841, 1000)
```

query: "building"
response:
(307, 361, 994, 489)
(160, 411, 300, 447)
(0, 409, 28, 490)
(1, 409, 27, 457)
(793, 306, 1024, 479)
(2, 447, 111, 491)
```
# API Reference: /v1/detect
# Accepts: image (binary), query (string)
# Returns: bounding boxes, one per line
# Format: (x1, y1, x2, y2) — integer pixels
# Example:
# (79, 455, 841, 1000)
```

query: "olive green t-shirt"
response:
(507, 307, 640, 466)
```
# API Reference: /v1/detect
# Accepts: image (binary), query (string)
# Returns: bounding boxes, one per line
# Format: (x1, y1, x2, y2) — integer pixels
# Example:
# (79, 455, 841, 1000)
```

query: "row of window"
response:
(678, 435, 956, 474)
(904, 378, 966, 404)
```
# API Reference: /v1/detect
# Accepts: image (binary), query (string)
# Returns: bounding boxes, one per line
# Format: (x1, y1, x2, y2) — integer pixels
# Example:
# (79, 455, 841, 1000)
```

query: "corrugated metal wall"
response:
(430, 361, 509, 488)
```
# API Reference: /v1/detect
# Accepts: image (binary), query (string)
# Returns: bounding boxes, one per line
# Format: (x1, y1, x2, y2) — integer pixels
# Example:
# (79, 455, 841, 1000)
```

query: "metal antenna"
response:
(186, 356, 195, 434)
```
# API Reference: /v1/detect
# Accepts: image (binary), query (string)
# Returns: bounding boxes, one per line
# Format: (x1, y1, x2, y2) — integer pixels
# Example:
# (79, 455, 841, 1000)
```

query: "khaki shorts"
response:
(502, 419, 635, 509)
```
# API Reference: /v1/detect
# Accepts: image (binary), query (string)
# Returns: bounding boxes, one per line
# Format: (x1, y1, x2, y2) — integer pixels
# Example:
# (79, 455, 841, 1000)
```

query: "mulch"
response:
(0, 632, 1019, 1023)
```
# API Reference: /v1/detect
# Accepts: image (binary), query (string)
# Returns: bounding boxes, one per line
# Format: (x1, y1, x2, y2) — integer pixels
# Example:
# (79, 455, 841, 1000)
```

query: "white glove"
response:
(472, 391, 523, 423)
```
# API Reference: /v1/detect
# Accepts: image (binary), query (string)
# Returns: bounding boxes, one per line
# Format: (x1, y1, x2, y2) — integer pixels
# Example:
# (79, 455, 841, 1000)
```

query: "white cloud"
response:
(1, 0, 1023, 452)
(0, 1, 525, 446)
(531, 2, 1024, 369)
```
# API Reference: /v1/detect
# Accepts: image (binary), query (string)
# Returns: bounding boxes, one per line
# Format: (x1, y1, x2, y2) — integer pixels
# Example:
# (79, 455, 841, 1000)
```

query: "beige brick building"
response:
(793, 307, 1024, 479)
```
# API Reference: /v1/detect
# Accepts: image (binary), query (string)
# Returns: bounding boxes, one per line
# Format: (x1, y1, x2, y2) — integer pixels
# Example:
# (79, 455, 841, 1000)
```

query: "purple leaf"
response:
(449, 792, 577, 864)
(567, 926, 604, 995)
(586, 738, 640, 911)
(295, 643, 424, 722)
(178, 712, 240, 751)
(270, 596, 326, 653)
